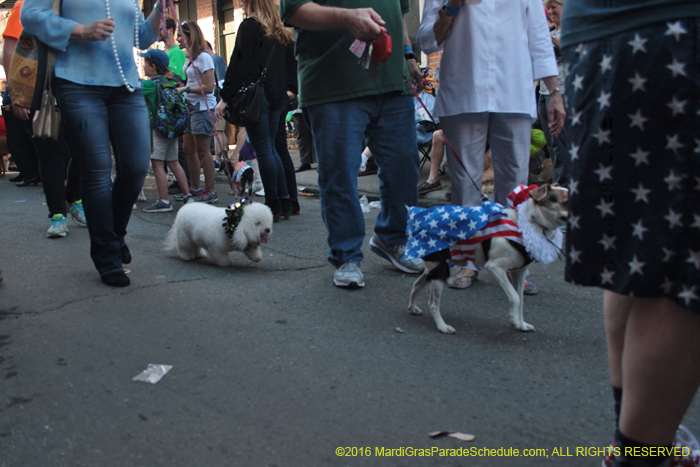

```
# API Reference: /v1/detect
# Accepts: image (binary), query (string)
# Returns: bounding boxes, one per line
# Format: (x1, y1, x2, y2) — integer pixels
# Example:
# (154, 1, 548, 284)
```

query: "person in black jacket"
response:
(215, 0, 295, 221)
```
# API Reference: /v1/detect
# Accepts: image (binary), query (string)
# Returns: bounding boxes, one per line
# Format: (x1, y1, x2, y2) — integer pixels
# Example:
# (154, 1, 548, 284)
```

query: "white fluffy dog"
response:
(164, 201, 273, 266)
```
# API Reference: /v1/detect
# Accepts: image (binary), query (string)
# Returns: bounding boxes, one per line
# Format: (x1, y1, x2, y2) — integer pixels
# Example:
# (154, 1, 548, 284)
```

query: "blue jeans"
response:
(55, 79, 150, 276)
(245, 94, 288, 204)
(305, 93, 419, 267)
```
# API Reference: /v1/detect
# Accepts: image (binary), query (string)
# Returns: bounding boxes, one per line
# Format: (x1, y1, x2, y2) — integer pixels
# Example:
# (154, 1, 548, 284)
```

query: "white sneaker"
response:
(47, 214, 68, 238)
(255, 187, 265, 197)
(333, 262, 365, 288)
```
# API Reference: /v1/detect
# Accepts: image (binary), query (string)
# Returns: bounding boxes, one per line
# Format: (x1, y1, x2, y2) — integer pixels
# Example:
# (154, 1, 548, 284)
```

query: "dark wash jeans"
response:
(55, 79, 150, 277)
(245, 93, 288, 204)
(305, 93, 419, 267)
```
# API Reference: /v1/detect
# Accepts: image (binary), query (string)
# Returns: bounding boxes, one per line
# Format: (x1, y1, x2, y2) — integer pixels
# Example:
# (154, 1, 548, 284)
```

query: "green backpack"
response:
(152, 76, 189, 139)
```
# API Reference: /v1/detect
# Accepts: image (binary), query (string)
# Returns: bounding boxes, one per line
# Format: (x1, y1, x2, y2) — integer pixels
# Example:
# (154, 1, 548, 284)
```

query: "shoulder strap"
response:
(257, 44, 278, 84)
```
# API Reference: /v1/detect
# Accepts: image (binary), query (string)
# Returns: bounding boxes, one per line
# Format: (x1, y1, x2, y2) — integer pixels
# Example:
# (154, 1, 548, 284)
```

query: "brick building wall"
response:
(195, 0, 217, 51)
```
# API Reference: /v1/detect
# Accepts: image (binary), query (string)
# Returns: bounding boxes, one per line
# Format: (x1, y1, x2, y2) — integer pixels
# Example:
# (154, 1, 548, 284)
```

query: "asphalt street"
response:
(1, 173, 698, 467)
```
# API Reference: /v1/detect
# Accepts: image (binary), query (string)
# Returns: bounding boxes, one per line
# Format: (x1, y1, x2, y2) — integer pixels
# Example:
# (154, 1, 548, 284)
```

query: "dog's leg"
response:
(428, 279, 455, 334)
(209, 249, 233, 267)
(175, 232, 197, 261)
(244, 245, 263, 262)
(509, 268, 533, 331)
(408, 266, 430, 316)
(485, 263, 534, 332)
(138, 188, 147, 202)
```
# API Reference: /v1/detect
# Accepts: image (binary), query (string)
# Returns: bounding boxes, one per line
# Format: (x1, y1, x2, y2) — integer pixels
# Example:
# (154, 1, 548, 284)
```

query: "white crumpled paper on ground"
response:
(132, 364, 172, 384)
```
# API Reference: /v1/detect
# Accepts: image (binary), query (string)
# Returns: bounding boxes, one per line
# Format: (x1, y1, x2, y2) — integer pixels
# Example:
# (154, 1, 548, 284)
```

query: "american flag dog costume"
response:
(405, 184, 568, 333)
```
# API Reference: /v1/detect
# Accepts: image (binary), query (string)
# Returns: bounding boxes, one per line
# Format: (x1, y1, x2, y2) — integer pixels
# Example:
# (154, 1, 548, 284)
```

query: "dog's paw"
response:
(437, 323, 456, 334)
(137, 190, 147, 202)
(512, 321, 536, 332)
(408, 305, 423, 316)
(244, 246, 263, 262)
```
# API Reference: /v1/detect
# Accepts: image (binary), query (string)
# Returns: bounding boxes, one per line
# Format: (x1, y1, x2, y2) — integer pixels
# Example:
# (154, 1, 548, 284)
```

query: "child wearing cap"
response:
(140, 49, 193, 212)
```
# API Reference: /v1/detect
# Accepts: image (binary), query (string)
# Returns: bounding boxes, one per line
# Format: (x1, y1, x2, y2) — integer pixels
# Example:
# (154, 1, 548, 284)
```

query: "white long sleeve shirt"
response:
(418, 0, 558, 119)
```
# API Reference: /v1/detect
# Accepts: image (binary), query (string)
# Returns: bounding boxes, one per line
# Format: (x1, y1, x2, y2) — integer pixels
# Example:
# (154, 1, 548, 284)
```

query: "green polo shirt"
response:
(279, 0, 411, 108)
(166, 45, 186, 81)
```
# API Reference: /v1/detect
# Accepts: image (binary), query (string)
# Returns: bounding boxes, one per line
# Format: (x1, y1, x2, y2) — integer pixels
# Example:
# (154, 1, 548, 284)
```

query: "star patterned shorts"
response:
(562, 17, 700, 313)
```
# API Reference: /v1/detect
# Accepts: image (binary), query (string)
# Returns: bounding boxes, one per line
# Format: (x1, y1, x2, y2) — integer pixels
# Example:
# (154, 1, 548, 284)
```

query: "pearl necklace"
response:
(105, 0, 140, 93)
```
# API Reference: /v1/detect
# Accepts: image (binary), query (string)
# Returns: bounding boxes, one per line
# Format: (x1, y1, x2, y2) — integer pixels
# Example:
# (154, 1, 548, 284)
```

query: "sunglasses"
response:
(180, 22, 190, 34)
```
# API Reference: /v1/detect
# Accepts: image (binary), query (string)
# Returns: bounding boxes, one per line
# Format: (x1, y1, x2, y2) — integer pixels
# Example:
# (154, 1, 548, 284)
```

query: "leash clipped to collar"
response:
(222, 198, 250, 238)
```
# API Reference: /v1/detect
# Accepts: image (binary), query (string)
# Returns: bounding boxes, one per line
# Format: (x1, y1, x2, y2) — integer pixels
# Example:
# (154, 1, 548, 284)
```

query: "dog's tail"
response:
(163, 223, 179, 256)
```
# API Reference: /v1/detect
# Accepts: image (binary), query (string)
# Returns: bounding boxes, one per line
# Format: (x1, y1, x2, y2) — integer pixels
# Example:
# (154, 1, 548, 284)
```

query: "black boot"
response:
(266, 199, 282, 223)
(280, 198, 293, 220)
(120, 244, 132, 264)
(102, 271, 130, 287)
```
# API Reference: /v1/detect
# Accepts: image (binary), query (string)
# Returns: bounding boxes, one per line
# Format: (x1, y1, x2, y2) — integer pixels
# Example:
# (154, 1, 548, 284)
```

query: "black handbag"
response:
(224, 44, 277, 127)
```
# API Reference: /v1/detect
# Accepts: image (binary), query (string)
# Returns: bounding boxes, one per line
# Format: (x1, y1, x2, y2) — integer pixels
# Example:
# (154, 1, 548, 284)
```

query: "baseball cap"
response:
(138, 49, 169, 69)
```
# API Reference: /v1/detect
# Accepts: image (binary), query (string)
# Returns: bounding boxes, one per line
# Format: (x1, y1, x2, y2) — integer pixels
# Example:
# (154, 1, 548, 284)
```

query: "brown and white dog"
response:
(407, 184, 568, 334)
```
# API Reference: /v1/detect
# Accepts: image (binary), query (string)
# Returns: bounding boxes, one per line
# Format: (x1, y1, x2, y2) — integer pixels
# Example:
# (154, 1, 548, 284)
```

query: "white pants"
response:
(440, 112, 532, 207)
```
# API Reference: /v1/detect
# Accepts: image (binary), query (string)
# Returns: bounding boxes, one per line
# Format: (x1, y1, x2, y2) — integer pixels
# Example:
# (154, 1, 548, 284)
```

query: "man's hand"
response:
(12, 104, 30, 121)
(72, 19, 115, 41)
(344, 8, 384, 42)
(547, 91, 566, 138)
(407, 59, 422, 91)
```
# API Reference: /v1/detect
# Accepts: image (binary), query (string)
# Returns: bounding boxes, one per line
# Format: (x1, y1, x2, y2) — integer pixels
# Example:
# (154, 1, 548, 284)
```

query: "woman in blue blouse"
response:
(22, 0, 163, 287)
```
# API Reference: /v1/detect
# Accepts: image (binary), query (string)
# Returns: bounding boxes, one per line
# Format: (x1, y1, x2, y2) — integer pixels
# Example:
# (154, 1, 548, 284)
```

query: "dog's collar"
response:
(222, 198, 250, 238)
(516, 202, 563, 264)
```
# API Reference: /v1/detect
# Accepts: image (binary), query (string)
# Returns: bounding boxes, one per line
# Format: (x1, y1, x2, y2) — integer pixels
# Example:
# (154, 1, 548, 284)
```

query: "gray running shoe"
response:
(369, 234, 424, 274)
(333, 262, 365, 288)
(47, 214, 68, 238)
(68, 200, 87, 227)
(143, 200, 173, 213)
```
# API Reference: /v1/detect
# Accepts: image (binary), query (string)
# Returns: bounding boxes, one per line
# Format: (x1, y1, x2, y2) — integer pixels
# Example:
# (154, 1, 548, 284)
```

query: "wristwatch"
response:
(438, 6, 455, 20)
(404, 52, 417, 61)
(444, 1, 460, 16)
(185, 86, 191, 93)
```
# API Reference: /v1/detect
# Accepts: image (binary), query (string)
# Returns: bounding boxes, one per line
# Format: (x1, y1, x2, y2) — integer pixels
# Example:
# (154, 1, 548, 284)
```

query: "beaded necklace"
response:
(105, 0, 140, 93)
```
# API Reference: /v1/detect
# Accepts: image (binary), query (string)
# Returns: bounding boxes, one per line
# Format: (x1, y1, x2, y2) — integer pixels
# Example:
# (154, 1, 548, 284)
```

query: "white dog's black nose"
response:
(265, 228, 271, 234)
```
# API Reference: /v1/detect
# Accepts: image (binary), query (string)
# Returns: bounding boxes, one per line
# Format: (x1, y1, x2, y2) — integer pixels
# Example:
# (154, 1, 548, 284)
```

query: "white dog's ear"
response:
(233, 208, 263, 250)
(232, 216, 253, 250)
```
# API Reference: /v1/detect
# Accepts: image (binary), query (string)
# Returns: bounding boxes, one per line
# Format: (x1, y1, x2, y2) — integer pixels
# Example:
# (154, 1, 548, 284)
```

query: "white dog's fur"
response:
(408, 185, 568, 334)
(164, 202, 273, 266)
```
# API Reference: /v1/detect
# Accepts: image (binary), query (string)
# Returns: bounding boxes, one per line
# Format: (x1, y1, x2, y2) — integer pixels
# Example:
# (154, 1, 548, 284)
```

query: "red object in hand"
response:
(371, 28, 392, 62)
